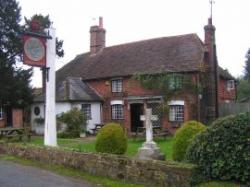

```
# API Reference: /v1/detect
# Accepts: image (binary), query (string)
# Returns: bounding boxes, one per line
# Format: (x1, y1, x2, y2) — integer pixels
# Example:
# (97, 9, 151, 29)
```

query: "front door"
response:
(6, 107, 13, 127)
(130, 104, 143, 132)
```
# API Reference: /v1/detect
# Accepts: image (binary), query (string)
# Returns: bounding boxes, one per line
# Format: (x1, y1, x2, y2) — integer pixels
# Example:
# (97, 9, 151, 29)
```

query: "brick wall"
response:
(87, 74, 200, 133)
(0, 119, 5, 128)
(218, 79, 236, 103)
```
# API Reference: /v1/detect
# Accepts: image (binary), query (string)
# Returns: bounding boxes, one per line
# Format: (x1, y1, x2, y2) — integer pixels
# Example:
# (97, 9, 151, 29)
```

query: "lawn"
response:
(29, 136, 174, 160)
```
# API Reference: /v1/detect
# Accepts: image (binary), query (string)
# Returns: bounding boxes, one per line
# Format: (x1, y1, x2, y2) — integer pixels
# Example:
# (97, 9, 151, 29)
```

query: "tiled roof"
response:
(33, 77, 102, 102)
(57, 34, 205, 82)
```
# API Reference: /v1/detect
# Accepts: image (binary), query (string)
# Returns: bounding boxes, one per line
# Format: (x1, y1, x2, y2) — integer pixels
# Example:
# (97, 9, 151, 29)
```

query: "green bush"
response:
(95, 123, 127, 155)
(186, 113, 250, 185)
(57, 108, 86, 138)
(172, 120, 206, 161)
(57, 131, 79, 139)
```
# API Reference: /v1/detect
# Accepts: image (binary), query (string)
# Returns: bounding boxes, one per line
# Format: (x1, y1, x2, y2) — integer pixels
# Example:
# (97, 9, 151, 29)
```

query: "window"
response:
(112, 79, 123, 92)
(168, 74, 183, 90)
(0, 107, 3, 119)
(169, 105, 184, 122)
(111, 104, 124, 119)
(226, 80, 234, 91)
(34, 106, 40, 116)
(82, 104, 91, 120)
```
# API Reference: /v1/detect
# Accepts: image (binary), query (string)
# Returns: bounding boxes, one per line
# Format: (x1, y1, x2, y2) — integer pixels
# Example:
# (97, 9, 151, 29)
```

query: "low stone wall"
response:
(0, 143, 194, 187)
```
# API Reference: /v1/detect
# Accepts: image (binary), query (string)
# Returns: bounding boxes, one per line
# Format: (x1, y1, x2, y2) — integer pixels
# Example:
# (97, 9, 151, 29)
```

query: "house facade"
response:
(31, 77, 102, 134)
(55, 17, 236, 134)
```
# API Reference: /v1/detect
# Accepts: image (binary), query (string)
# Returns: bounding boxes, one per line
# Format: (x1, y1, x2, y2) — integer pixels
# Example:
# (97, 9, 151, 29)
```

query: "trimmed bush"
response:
(172, 120, 206, 161)
(57, 108, 86, 138)
(186, 113, 250, 184)
(95, 123, 127, 154)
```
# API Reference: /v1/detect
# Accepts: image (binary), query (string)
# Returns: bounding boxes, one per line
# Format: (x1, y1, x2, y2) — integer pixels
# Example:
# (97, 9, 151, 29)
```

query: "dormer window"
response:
(226, 80, 234, 91)
(112, 79, 123, 93)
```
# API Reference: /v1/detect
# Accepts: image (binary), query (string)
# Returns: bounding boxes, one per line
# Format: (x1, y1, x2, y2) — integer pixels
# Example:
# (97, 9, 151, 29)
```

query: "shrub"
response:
(172, 120, 206, 161)
(186, 113, 250, 184)
(95, 123, 127, 154)
(57, 131, 79, 139)
(57, 108, 86, 138)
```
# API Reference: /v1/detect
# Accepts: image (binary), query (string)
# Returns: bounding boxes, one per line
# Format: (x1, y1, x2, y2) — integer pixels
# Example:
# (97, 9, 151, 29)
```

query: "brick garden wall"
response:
(0, 143, 194, 187)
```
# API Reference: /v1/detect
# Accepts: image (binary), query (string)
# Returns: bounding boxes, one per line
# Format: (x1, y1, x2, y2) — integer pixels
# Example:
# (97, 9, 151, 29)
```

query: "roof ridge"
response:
(103, 33, 198, 50)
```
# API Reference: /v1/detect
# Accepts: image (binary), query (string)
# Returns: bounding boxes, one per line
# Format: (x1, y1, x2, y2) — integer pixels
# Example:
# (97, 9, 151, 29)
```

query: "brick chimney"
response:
(202, 17, 219, 124)
(204, 18, 215, 46)
(90, 17, 106, 55)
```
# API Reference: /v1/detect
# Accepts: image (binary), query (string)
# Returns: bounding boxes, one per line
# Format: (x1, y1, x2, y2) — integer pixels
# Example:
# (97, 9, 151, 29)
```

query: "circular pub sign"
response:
(23, 35, 46, 67)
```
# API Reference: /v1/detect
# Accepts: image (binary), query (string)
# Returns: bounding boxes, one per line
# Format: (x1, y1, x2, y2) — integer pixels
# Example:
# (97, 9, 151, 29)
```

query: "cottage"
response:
(31, 77, 102, 134)
(53, 17, 235, 134)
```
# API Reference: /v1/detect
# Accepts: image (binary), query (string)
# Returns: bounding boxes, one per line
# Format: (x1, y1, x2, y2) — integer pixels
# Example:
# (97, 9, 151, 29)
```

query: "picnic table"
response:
(91, 123, 104, 135)
(0, 127, 30, 142)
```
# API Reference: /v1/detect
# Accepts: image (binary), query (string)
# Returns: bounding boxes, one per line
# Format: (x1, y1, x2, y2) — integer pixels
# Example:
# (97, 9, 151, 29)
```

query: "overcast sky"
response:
(18, 0, 250, 87)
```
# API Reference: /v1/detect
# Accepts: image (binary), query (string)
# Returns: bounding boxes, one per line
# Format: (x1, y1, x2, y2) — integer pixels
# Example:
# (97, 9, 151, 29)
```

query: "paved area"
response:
(0, 160, 101, 187)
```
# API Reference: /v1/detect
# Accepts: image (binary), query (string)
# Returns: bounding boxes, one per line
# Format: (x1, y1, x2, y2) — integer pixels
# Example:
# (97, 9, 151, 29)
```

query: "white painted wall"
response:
(72, 102, 101, 132)
(31, 102, 101, 135)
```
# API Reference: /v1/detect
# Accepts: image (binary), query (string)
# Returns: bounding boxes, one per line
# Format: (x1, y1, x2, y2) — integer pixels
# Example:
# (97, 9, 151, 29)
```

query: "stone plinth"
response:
(136, 141, 165, 160)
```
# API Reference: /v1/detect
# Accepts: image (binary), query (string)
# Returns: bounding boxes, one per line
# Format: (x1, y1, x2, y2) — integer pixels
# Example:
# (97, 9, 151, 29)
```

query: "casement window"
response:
(168, 74, 183, 90)
(111, 104, 124, 119)
(168, 100, 184, 122)
(169, 105, 184, 122)
(0, 107, 4, 119)
(82, 104, 91, 120)
(112, 79, 123, 93)
(226, 80, 234, 91)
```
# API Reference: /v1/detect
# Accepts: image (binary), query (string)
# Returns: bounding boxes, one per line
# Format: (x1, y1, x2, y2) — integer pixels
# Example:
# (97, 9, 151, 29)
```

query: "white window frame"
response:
(168, 100, 184, 122)
(81, 104, 92, 120)
(169, 105, 184, 122)
(226, 80, 234, 91)
(0, 107, 4, 119)
(111, 104, 124, 120)
(112, 79, 123, 93)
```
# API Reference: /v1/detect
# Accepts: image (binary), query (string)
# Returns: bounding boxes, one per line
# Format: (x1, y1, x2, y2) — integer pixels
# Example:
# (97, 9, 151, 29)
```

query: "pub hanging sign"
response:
(23, 35, 46, 67)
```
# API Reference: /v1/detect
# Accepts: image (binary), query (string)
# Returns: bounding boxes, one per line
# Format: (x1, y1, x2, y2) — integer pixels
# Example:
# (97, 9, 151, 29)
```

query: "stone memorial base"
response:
(136, 141, 165, 160)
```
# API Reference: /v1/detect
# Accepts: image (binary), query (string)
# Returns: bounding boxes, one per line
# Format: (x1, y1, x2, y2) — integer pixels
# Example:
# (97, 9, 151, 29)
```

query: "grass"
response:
(0, 154, 144, 187)
(29, 136, 174, 160)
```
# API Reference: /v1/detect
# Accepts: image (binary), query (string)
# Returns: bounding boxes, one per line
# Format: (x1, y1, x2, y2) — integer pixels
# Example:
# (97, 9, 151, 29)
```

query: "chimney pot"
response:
(99, 17, 103, 28)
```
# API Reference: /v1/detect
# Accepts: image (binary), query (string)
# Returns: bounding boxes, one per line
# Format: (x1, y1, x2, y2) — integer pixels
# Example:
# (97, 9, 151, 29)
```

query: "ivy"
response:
(133, 72, 200, 113)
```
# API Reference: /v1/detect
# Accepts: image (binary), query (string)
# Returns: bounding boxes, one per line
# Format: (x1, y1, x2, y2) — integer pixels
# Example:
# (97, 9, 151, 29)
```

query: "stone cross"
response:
(140, 108, 158, 143)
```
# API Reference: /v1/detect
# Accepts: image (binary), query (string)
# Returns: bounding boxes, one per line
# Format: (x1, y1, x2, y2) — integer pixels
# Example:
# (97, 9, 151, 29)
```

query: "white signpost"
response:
(44, 28, 57, 147)
(136, 108, 164, 160)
